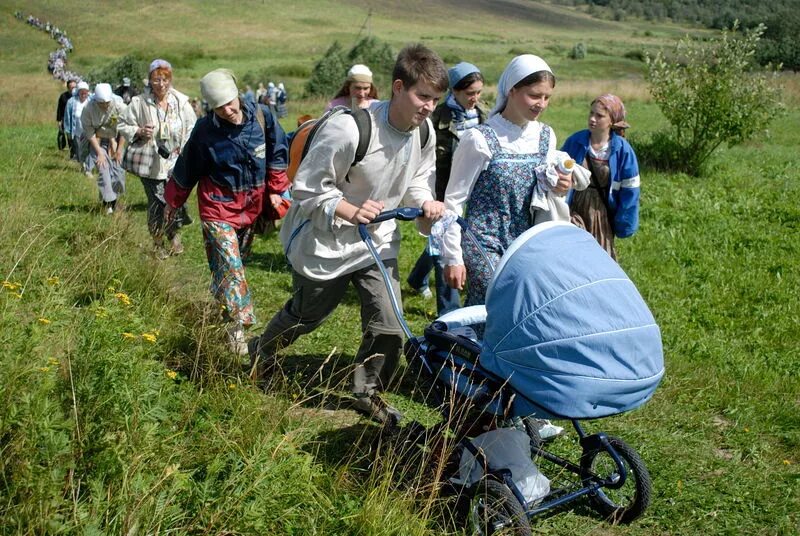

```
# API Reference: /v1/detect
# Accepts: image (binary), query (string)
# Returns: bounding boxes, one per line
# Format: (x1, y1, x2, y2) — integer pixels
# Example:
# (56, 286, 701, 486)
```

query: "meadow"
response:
(1, 0, 798, 534)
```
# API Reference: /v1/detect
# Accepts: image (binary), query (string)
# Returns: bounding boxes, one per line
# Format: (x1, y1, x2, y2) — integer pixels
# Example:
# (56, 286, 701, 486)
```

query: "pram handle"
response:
(372, 207, 424, 223)
(357, 207, 424, 240)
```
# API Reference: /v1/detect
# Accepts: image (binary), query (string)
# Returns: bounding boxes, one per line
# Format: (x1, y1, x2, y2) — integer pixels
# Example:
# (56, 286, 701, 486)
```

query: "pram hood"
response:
(479, 221, 664, 419)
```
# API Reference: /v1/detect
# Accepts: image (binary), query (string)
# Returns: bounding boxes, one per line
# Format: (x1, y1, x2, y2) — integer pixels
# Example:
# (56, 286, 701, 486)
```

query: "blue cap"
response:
(448, 62, 480, 89)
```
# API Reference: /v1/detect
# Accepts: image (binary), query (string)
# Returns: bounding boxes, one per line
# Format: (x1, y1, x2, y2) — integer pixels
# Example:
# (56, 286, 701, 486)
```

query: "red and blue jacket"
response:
(166, 100, 289, 228)
(562, 129, 640, 238)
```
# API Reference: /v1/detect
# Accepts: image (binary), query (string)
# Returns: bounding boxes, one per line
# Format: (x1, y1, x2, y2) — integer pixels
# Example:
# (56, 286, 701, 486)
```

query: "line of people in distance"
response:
(55, 44, 641, 425)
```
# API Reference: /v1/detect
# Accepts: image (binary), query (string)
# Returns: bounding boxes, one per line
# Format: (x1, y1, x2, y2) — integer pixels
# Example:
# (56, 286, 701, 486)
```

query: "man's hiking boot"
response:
(351, 393, 403, 427)
(246, 335, 276, 383)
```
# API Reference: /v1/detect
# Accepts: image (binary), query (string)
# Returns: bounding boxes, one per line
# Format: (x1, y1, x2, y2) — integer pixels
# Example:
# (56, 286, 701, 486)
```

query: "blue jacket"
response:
(63, 93, 77, 135)
(172, 100, 287, 194)
(167, 100, 289, 228)
(562, 130, 640, 238)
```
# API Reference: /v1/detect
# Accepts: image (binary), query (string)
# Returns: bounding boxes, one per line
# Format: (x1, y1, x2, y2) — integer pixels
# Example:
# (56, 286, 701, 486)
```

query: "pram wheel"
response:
(467, 478, 532, 536)
(580, 436, 652, 523)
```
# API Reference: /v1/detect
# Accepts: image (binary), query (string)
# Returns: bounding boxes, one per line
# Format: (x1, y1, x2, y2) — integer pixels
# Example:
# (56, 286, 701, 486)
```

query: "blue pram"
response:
(359, 209, 664, 533)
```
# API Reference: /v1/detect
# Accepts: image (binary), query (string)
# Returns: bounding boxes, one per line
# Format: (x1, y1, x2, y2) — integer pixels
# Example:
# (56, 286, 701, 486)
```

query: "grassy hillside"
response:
(1, 1, 799, 534)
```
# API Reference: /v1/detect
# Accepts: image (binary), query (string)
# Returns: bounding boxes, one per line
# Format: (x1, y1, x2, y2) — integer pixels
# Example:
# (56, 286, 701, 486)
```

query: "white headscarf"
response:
(491, 54, 553, 117)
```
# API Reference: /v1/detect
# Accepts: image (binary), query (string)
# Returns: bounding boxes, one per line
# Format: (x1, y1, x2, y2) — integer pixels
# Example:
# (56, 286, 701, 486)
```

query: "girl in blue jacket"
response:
(562, 94, 640, 260)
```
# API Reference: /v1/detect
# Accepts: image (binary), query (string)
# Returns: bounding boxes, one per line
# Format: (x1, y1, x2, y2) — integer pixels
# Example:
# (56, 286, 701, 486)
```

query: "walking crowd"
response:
(35, 13, 642, 425)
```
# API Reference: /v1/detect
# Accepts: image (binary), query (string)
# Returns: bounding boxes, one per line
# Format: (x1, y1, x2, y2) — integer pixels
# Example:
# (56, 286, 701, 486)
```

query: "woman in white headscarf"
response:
(441, 54, 573, 306)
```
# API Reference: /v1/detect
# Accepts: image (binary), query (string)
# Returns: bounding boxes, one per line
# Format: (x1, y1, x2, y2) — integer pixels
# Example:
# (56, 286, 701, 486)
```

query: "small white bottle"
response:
(556, 158, 575, 175)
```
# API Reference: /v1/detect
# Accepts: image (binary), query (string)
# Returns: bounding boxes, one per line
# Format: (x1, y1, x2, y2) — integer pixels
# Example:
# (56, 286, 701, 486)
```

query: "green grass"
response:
(2, 1, 799, 534)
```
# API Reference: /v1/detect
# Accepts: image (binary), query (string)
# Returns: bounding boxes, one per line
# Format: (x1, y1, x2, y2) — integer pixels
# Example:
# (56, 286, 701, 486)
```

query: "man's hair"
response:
(392, 44, 448, 93)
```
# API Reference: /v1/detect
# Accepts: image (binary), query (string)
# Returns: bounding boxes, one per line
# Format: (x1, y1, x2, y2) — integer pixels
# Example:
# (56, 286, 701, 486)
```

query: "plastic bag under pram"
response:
(462, 221, 664, 420)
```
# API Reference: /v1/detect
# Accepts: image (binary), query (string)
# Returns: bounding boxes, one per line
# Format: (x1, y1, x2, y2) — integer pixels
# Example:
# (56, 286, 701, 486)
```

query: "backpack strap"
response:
(419, 116, 430, 150)
(350, 107, 372, 165)
(254, 104, 266, 136)
(350, 108, 429, 165)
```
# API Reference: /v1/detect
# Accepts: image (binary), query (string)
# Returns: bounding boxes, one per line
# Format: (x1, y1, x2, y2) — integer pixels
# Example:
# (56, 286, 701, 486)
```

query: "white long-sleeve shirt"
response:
(280, 101, 435, 281)
(441, 113, 557, 266)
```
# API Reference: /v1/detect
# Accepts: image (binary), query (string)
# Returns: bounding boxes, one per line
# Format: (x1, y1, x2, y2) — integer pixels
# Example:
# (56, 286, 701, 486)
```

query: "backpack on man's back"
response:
(287, 106, 430, 182)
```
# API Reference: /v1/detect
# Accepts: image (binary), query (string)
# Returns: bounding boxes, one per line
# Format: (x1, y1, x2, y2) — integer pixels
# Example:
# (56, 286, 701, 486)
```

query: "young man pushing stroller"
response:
(248, 44, 448, 424)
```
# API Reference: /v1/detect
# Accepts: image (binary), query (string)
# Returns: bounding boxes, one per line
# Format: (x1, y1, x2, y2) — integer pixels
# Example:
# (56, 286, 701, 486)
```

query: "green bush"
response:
(305, 41, 349, 98)
(568, 42, 587, 60)
(85, 54, 148, 92)
(645, 22, 784, 175)
(624, 49, 646, 62)
(305, 37, 395, 98)
(346, 36, 394, 76)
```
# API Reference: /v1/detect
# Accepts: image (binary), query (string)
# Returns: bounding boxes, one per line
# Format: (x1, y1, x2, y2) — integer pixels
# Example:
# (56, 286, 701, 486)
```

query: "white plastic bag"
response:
(454, 428, 550, 504)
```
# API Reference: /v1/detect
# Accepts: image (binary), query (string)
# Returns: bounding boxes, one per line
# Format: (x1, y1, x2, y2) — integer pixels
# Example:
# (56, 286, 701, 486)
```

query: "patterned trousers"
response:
(202, 221, 256, 327)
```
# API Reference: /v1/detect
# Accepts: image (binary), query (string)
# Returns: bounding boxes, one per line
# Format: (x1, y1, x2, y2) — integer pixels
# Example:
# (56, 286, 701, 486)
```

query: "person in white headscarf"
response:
(81, 82, 128, 213)
(275, 82, 288, 118)
(441, 54, 573, 441)
(441, 54, 573, 304)
(325, 64, 379, 111)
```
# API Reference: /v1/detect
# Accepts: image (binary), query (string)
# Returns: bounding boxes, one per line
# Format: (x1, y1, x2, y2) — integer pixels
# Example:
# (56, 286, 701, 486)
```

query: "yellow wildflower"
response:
(228, 383, 236, 390)
(48, 358, 59, 366)
(122, 332, 137, 341)
(784, 459, 792, 465)
(165, 370, 178, 380)
(38, 317, 51, 325)
(2, 281, 21, 291)
(46, 276, 60, 286)
(142, 332, 157, 343)
(13, 292, 22, 299)
(39, 367, 51, 373)
(115, 292, 132, 306)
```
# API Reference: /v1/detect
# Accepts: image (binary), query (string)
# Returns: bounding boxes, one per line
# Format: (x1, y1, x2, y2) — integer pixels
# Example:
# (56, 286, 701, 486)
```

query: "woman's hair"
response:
(333, 80, 378, 100)
(513, 70, 556, 90)
(150, 66, 172, 82)
(453, 71, 484, 91)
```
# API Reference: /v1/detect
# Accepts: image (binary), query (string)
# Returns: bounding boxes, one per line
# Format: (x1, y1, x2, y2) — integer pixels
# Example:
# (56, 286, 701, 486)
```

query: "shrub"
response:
(85, 54, 148, 92)
(568, 42, 587, 60)
(305, 41, 348, 98)
(624, 49, 646, 62)
(346, 36, 394, 75)
(645, 22, 784, 175)
(305, 37, 395, 98)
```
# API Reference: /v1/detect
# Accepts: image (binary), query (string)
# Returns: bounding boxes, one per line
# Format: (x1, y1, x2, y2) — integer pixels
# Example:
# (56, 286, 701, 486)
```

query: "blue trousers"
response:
(407, 246, 461, 316)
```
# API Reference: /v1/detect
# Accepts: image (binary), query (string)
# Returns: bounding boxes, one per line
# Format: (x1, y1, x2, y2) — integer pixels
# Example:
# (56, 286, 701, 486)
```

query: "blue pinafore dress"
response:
(463, 123, 551, 306)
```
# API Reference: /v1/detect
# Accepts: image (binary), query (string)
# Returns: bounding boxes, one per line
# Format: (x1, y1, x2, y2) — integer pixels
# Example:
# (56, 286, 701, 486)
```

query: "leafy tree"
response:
(644, 22, 783, 175)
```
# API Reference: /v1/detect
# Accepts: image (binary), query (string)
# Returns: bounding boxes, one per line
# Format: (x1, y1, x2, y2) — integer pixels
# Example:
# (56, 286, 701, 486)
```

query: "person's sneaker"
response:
(105, 205, 114, 215)
(84, 170, 94, 179)
(409, 286, 433, 299)
(226, 324, 249, 356)
(351, 393, 403, 426)
(170, 235, 184, 255)
(531, 418, 565, 441)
